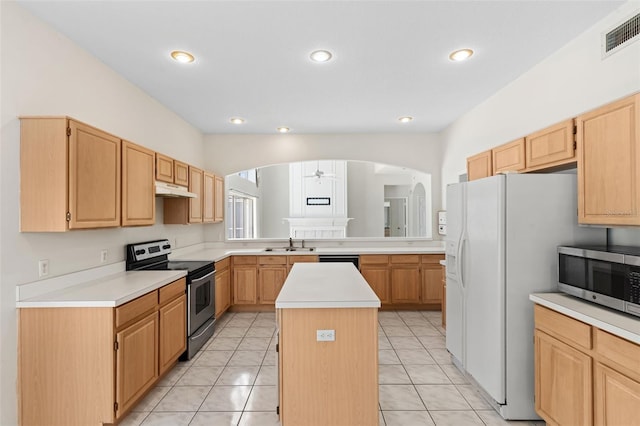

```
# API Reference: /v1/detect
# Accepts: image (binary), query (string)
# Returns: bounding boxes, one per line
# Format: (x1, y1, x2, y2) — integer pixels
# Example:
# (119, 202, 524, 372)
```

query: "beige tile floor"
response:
(120, 310, 546, 426)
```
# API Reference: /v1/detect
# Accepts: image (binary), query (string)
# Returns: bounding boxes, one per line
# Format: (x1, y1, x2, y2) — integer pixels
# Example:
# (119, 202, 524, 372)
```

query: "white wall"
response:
(203, 133, 443, 241)
(439, 0, 640, 244)
(0, 3, 205, 424)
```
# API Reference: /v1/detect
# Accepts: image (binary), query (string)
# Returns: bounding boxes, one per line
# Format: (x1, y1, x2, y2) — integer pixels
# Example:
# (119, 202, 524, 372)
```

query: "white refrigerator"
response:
(445, 173, 605, 420)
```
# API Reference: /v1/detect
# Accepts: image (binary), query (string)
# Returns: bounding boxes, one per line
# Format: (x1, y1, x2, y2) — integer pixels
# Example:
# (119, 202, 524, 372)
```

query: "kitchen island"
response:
(276, 263, 381, 426)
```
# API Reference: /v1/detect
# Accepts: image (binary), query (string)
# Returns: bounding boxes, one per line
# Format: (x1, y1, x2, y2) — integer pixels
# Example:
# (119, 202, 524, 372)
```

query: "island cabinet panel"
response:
(577, 93, 640, 225)
(278, 307, 378, 426)
(467, 149, 493, 181)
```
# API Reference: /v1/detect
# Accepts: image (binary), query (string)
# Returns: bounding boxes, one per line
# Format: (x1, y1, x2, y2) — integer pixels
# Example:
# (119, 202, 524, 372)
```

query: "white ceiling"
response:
(19, 1, 624, 134)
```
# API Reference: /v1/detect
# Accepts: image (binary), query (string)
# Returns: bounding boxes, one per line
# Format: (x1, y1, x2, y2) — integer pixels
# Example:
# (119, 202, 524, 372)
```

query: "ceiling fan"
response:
(305, 161, 337, 180)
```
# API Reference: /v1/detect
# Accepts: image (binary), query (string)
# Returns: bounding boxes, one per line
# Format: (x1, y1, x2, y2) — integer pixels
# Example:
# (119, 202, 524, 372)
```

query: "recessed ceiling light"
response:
(170, 50, 195, 63)
(230, 117, 245, 124)
(398, 116, 413, 123)
(449, 49, 474, 62)
(277, 127, 291, 133)
(310, 50, 333, 63)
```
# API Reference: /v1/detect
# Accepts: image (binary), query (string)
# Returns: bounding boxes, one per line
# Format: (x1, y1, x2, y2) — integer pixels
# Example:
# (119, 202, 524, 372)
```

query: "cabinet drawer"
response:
(258, 255, 287, 265)
(390, 254, 420, 264)
(360, 255, 389, 265)
(534, 305, 592, 351)
(421, 254, 445, 264)
(595, 329, 640, 381)
(159, 278, 186, 305)
(216, 257, 230, 270)
(288, 255, 318, 264)
(116, 291, 157, 329)
(234, 256, 257, 265)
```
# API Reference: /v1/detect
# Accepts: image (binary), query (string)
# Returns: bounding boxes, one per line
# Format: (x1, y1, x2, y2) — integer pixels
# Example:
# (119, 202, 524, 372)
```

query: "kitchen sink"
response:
(264, 247, 315, 252)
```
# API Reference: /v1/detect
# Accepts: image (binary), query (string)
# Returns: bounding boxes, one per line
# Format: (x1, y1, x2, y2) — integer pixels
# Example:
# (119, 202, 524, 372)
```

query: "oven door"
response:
(188, 270, 216, 335)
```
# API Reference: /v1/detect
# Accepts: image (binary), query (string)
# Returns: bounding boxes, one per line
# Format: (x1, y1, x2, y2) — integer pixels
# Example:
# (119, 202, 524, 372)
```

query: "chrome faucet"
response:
(289, 237, 294, 249)
(301, 239, 305, 248)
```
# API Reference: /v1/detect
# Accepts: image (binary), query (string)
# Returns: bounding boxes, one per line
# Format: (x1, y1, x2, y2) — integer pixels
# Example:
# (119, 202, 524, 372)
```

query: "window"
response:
(227, 192, 257, 239)
(237, 169, 257, 184)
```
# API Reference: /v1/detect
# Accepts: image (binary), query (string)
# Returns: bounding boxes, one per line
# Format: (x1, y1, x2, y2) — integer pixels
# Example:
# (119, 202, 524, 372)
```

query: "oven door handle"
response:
(191, 270, 215, 283)
(190, 318, 216, 340)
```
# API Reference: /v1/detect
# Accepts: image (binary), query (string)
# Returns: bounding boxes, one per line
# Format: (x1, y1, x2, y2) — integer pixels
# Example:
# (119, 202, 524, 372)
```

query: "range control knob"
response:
(163, 244, 171, 250)
(135, 249, 145, 256)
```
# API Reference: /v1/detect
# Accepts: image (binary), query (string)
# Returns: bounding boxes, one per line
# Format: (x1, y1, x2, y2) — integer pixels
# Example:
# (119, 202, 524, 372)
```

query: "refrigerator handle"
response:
(457, 235, 466, 289)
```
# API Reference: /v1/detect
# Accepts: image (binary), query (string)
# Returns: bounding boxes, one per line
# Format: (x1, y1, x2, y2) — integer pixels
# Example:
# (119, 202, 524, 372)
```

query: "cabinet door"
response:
(174, 160, 189, 187)
(233, 266, 258, 304)
(391, 266, 421, 303)
(203, 172, 215, 223)
(492, 138, 525, 174)
(68, 120, 121, 229)
(156, 153, 174, 183)
(159, 295, 187, 375)
(526, 119, 575, 171)
(122, 141, 155, 226)
(577, 94, 640, 225)
(421, 264, 443, 304)
(188, 166, 203, 223)
(259, 266, 288, 304)
(594, 362, 640, 426)
(115, 311, 158, 417)
(466, 149, 492, 181)
(442, 267, 446, 328)
(215, 268, 231, 317)
(534, 330, 592, 426)
(214, 175, 224, 222)
(360, 266, 390, 304)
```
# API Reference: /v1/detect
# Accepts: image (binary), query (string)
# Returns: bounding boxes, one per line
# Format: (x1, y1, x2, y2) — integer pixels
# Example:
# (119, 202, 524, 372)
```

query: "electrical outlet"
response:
(38, 259, 49, 278)
(100, 249, 108, 263)
(316, 329, 335, 342)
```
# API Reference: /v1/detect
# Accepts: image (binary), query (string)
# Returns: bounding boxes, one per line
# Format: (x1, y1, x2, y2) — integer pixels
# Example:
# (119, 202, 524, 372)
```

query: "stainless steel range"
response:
(126, 239, 215, 359)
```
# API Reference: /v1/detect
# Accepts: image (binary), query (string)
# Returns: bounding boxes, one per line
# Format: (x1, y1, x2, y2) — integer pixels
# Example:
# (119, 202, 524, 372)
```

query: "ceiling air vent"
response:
(602, 11, 640, 58)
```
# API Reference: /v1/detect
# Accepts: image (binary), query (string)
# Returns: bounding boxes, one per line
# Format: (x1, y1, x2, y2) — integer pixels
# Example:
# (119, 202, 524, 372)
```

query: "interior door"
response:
(464, 175, 506, 404)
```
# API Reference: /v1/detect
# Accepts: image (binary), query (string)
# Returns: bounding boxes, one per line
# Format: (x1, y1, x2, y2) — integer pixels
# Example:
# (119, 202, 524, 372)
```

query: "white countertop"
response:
(17, 270, 187, 308)
(276, 263, 381, 309)
(530, 293, 640, 345)
(171, 246, 445, 262)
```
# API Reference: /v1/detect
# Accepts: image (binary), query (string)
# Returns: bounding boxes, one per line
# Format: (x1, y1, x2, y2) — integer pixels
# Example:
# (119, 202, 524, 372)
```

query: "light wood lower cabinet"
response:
(18, 278, 187, 425)
(533, 304, 640, 426)
(421, 263, 443, 304)
(215, 257, 231, 318)
(258, 256, 288, 304)
(360, 255, 391, 304)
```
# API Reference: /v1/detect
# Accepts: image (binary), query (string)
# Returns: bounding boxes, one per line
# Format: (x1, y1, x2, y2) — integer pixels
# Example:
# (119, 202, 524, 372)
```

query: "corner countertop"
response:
(530, 293, 640, 345)
(17, 270, 187, 308)
(276, 263, 381, 309)
(171, 246, 445, 263)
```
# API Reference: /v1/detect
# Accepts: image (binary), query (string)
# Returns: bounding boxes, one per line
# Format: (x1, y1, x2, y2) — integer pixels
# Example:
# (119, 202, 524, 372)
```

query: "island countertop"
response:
(276, 262, 381, 309)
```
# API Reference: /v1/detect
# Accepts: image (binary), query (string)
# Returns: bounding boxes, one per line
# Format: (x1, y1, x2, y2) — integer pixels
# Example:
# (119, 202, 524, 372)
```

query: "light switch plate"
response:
(316, 329, 335, 342)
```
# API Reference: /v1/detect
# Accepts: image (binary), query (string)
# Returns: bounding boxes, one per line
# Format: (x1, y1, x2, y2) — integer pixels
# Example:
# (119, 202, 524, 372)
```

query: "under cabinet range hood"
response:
(155, 181, 197, 198)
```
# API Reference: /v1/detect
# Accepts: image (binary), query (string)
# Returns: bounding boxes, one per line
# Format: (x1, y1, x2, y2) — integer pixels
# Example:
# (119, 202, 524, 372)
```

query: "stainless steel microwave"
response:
(558, 246, 640, 318)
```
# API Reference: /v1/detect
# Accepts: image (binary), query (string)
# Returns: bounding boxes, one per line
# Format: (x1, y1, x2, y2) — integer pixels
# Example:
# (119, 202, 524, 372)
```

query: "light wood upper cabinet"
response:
(174, 161, 189, 187)
(155, 153, 174, 183)
(467, 149, 493, 181)
(577, 93, 640, 225)
(122, 141, 155, 226)
(492, 138, 525, 175)
(203, 172, 215, 223)
(214, 174, 224, 223)
(188, 166, 203, 223)
(525, 119, 575, 171)
(20, 117, 121, 231)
